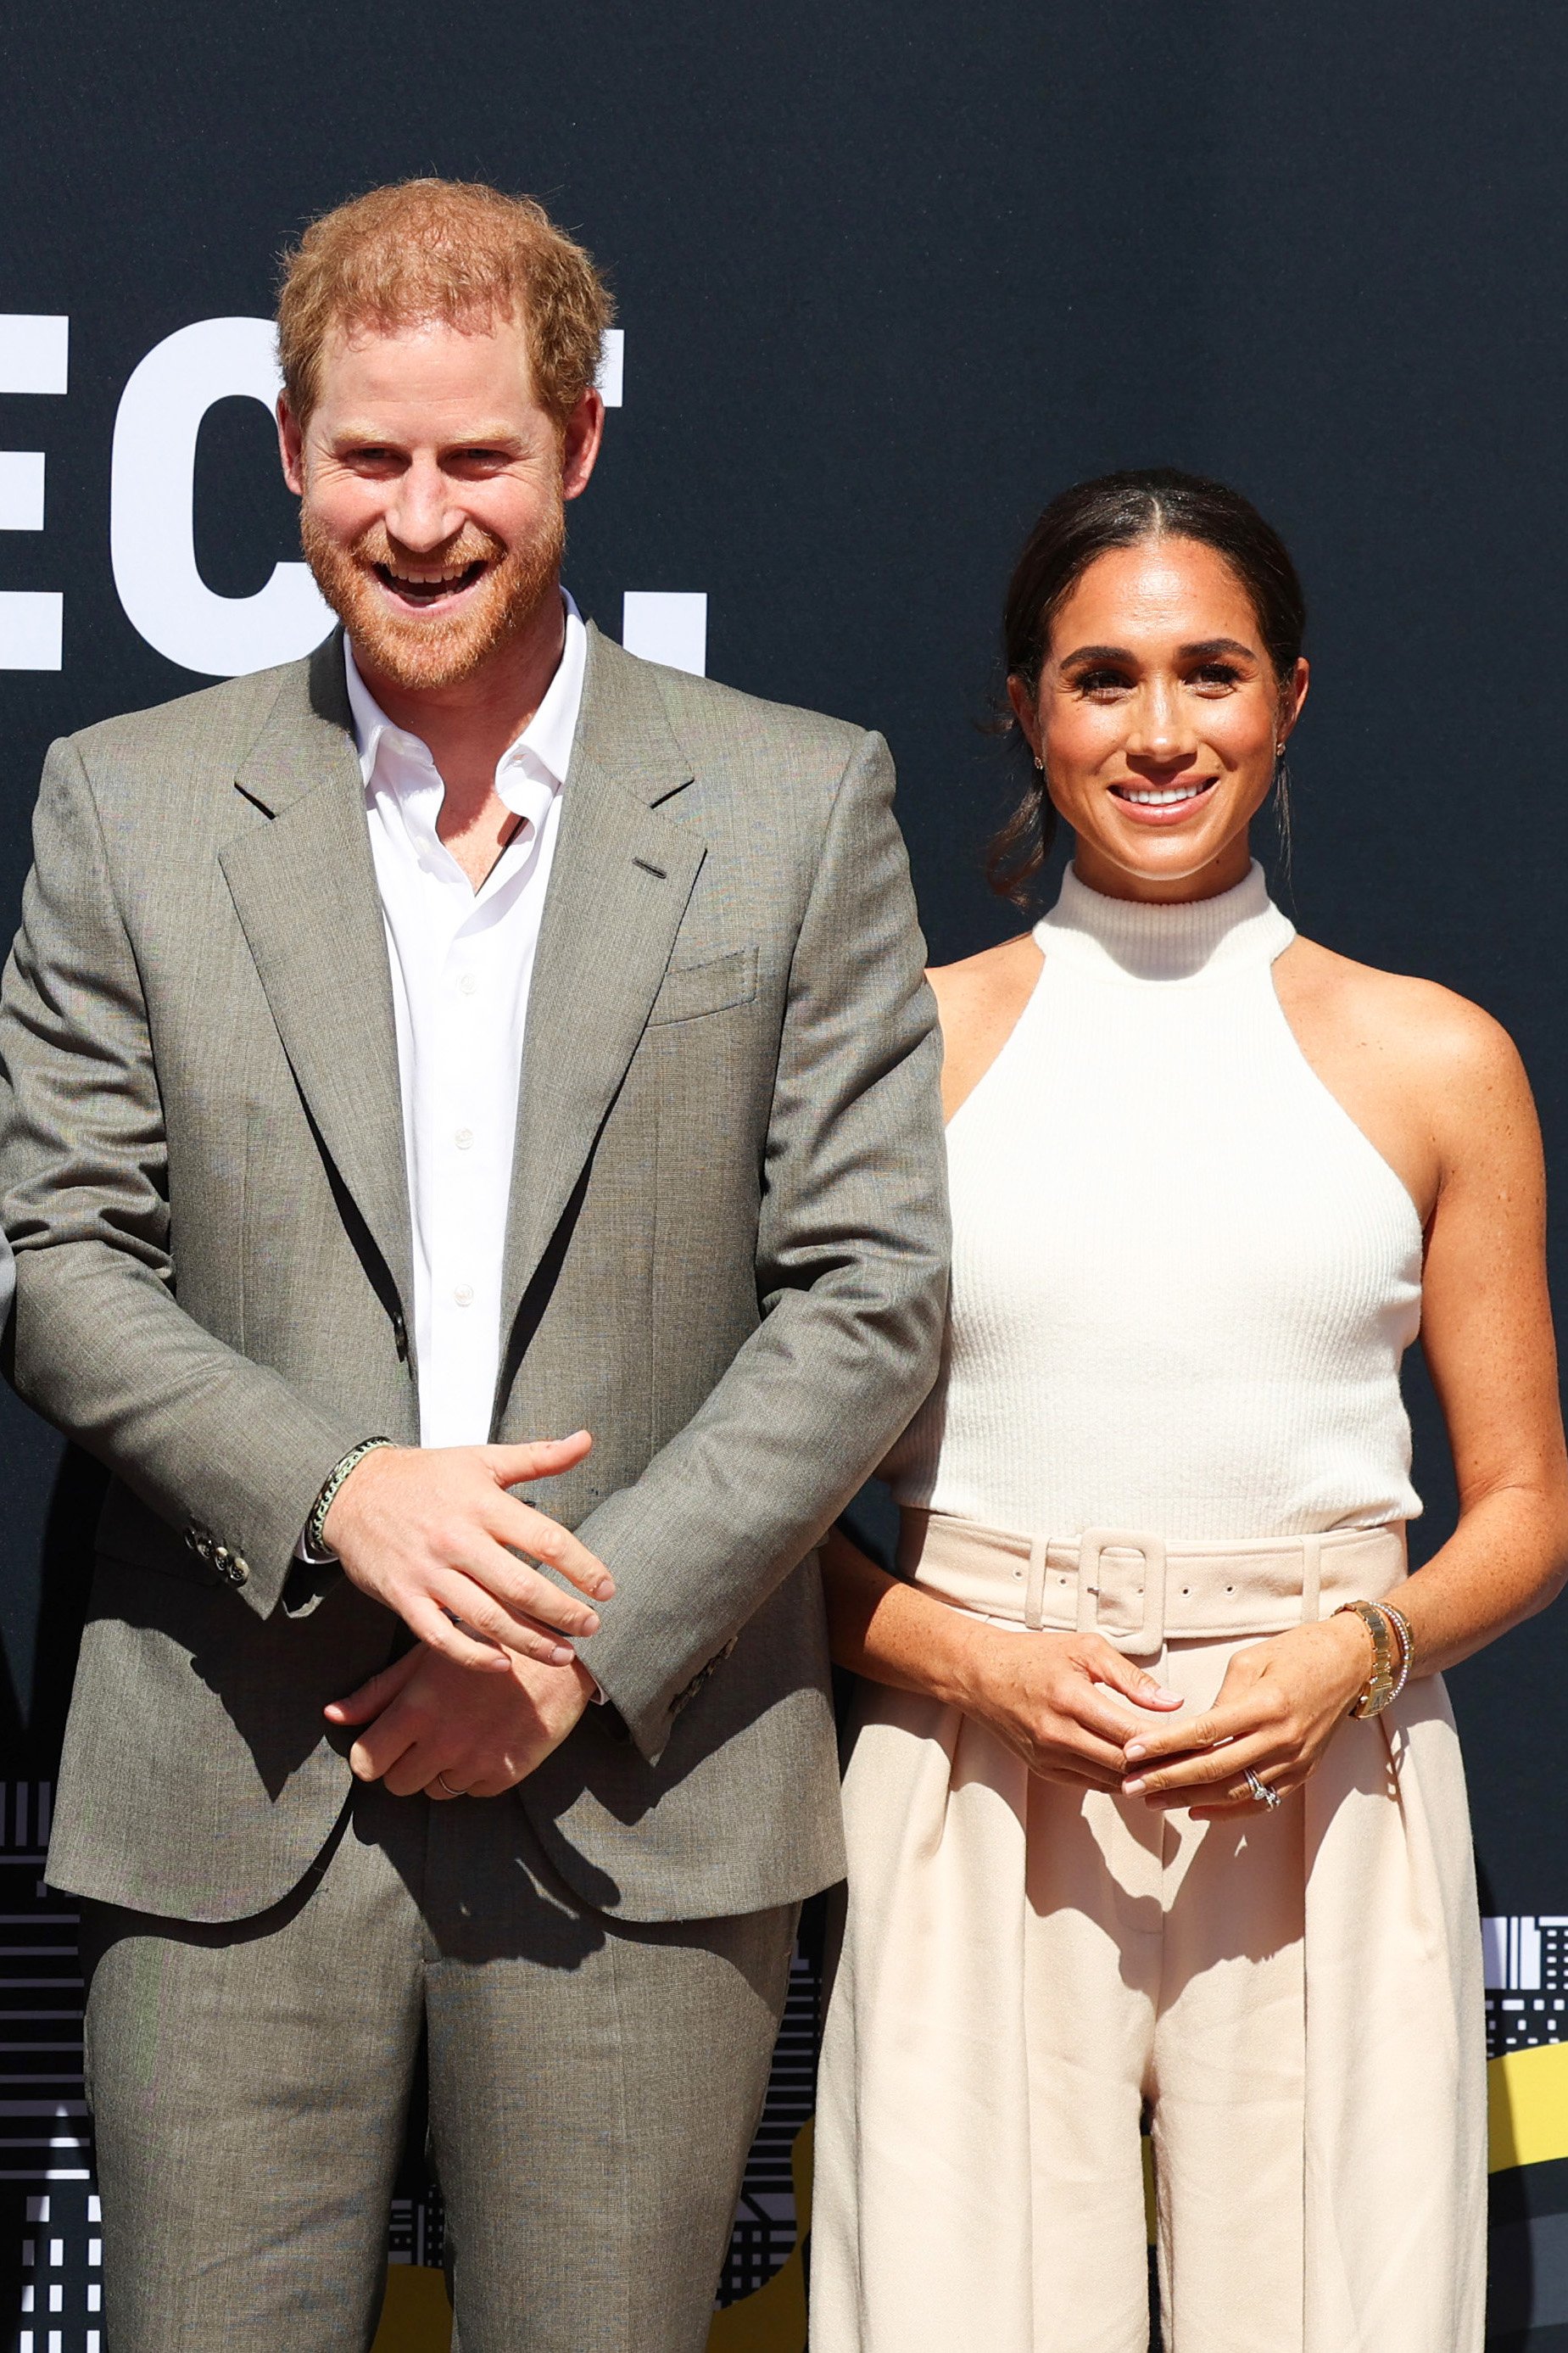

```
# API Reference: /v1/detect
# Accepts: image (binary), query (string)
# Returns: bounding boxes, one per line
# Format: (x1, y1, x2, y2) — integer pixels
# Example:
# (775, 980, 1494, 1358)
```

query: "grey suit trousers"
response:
(80, 1785, 795, 2353)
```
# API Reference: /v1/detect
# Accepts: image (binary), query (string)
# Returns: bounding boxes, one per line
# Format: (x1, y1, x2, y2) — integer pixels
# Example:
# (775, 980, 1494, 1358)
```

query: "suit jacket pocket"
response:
(646, 945, 758, 1026)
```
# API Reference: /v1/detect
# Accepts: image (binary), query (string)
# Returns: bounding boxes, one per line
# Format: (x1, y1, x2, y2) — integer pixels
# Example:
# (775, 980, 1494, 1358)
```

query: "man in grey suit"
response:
(0, 180, 946, 2352)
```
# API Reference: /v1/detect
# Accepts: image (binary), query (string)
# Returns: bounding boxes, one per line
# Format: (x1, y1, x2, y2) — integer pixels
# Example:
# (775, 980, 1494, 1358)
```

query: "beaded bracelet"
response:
(306, 1436, 395, 1560)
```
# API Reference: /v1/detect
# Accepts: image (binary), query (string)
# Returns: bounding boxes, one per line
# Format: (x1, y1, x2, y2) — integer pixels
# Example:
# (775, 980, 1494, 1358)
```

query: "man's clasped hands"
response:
(321, 1429, 611, 1801)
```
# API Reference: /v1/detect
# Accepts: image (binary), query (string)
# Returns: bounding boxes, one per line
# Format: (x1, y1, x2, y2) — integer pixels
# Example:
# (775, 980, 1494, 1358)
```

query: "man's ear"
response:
(561, 388, 605, 505)
(276, 393, 305, 496)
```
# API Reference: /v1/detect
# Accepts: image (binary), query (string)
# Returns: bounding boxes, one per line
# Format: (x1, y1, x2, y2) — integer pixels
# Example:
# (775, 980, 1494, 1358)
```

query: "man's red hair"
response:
(276, 178, 613, 427)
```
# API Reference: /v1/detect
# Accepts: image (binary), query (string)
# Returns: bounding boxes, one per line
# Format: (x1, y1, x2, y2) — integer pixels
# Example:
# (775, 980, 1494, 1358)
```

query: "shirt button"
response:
(455, 1128, 474, 1150)
(454, 1284, 475, 1307)
(459, 973, 479, 997)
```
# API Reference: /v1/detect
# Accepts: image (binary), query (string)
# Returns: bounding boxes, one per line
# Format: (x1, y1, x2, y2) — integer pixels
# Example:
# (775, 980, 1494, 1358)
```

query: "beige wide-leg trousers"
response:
(812, 1516, 1487, 2353)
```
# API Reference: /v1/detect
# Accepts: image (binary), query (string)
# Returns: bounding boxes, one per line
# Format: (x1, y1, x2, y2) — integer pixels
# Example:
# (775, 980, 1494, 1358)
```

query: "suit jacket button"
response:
(226, 1556, 249, 1586)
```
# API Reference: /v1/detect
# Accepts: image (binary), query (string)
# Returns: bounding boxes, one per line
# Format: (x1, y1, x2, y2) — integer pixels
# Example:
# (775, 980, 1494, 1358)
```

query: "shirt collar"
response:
(343, 589, 587, 817)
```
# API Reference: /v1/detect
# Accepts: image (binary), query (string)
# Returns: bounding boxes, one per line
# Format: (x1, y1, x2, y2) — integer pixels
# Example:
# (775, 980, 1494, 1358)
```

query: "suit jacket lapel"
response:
(219, 634, 414, 1317)
(500, 626, 706, 1329)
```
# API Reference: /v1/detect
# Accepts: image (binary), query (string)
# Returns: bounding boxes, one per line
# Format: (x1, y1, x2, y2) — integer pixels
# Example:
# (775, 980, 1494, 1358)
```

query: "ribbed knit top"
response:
(884, 861, 1425, 1541)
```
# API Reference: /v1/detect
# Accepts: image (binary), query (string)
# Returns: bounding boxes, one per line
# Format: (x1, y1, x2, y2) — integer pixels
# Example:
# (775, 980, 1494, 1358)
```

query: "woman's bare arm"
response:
(1391, 997, 1568, 1668)
(823, 1525, 1183, 1787)
(928, 936, 1041, 1121)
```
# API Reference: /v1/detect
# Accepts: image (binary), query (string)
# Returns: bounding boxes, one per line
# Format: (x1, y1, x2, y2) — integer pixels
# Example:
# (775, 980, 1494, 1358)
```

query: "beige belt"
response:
(898, 1508, 1408, 1658)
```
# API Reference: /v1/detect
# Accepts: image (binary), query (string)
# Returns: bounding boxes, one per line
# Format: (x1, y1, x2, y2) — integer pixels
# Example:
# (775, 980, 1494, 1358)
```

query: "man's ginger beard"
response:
(299, 492, 566, 693)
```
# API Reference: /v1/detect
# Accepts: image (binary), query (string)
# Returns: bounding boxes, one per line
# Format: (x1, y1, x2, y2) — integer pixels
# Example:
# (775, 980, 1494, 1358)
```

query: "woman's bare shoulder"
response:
(927, 932, 1045, 1122)
(928, 931, 1044, 1034)
(1280, 934, 1528, 1102)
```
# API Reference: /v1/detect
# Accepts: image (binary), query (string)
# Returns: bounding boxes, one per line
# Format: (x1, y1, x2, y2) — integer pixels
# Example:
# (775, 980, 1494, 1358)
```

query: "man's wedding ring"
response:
(1244, 1769, 1281, 1811)
(434, 1772, 466, 1799)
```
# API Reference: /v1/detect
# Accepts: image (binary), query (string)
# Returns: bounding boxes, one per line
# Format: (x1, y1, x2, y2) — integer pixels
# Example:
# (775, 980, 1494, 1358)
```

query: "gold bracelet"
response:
(1335, 1599, 1397, 1718)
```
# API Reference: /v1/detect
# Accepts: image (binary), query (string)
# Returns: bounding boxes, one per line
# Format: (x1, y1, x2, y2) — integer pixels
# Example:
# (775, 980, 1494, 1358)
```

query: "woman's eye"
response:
(1074, 668, 1131, 696)
(1191, 663, 1242, 688)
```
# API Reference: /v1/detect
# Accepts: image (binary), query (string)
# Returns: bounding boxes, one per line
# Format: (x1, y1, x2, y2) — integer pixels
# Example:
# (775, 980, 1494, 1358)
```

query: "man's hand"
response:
(322, 1429, 614, 1671)
(325, 1643, 595, 1797)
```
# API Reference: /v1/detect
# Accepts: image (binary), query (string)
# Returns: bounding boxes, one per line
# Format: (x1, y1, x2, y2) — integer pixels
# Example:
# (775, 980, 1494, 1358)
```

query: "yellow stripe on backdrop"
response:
(369, 2068, 1556, 2353)
(370, 2266, 453, 2353)
(1489, 2041, 1568, 2172)
(706, 2122, 814, 2353)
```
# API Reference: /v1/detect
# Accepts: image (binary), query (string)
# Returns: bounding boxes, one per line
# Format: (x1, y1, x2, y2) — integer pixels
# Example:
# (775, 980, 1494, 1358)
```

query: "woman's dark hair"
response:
(988, 467, 1308, 903)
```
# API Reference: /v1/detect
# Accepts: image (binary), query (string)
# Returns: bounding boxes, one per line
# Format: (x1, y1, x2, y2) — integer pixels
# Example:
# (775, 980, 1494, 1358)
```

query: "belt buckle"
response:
(1076, 1528, 1168, 1657)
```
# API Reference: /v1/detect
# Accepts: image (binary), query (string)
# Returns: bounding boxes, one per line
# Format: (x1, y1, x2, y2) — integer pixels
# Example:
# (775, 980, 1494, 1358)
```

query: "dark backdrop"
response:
(1, 2, 1565, 2343)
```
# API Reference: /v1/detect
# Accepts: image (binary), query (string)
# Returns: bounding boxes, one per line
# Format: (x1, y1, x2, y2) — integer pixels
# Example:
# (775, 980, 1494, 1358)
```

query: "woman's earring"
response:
(1034, 756, 1045, 773)
(1270, 744, 1294, 879)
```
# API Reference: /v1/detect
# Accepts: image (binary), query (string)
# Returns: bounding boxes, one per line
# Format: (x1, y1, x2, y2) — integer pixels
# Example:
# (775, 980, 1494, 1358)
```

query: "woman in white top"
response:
(810, 469, 1568, 2353)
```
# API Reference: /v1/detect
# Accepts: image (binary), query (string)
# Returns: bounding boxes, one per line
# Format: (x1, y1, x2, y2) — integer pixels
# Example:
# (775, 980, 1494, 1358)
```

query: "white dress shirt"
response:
(344, 594, 586, 1450)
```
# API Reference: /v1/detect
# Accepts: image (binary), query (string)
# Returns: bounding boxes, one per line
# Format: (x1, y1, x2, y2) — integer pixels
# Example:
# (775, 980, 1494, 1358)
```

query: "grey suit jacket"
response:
(0, 624, 947, 1925)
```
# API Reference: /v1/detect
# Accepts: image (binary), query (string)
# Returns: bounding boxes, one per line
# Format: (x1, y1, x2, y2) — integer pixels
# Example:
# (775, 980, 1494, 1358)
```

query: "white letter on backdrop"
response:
(110, 316, 333, 677)
(0, 316, 68, 669)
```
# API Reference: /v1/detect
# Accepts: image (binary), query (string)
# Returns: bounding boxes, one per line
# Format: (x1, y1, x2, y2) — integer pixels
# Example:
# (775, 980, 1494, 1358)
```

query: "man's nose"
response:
(384, 456, 464, 553)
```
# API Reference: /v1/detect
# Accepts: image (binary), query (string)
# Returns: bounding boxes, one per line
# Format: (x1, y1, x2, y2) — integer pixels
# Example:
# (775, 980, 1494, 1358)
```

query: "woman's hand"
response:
(1120, 1613, 1374, 1817)
(953, 1624, 1186, 1790)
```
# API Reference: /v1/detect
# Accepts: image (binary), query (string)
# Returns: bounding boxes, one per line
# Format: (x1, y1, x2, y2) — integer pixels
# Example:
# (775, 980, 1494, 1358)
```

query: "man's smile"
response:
(371, 556, 490, 610)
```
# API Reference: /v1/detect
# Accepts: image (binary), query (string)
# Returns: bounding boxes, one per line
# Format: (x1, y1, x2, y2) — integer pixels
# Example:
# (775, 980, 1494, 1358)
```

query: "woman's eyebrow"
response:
(1058, 636, 1260, 667)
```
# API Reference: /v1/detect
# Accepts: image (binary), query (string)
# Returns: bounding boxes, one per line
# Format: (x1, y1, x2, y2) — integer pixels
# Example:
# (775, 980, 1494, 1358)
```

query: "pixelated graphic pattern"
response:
(1486, 1915, 1568, 2056)
(717, 1942, 818, 2306)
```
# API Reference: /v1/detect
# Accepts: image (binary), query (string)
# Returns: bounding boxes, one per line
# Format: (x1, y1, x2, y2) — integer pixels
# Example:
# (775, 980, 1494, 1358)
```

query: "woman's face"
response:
(1008, 534, 1309, 903)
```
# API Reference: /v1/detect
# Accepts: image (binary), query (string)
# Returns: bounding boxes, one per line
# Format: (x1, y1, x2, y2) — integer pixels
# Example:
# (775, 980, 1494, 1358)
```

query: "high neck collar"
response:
(1034, 859, 1294, 984)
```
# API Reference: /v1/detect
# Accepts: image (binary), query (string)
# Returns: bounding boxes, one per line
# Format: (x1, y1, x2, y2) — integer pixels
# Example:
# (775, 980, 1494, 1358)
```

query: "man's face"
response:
(278, 314, 602, 693)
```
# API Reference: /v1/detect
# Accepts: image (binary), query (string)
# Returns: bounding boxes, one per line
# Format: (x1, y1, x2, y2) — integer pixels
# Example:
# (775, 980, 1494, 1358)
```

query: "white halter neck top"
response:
(885, 861, 1425, 1541)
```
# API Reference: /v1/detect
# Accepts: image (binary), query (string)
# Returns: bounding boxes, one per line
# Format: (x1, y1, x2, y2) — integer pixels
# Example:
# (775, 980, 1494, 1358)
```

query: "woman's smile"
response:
(1108, 774, 1219, 824)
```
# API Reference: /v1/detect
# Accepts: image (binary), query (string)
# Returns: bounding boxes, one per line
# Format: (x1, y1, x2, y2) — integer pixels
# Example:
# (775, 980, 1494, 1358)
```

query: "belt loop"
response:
(1301, 1534, 1322, 1624)
(1024, 1539, 1047, 1631)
